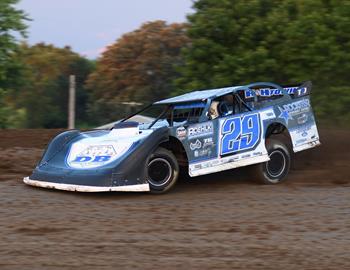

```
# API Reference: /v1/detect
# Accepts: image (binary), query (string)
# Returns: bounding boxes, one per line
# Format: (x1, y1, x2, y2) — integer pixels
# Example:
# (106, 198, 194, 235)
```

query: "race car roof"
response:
(155, 85, 242, 105)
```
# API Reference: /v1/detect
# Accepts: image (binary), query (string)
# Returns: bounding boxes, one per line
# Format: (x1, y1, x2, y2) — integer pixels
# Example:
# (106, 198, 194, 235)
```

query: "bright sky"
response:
(17, 0, 193, 59)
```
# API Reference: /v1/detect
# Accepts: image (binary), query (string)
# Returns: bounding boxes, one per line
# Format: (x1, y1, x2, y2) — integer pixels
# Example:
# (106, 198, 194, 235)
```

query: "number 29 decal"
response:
(220, 113, 261, 156)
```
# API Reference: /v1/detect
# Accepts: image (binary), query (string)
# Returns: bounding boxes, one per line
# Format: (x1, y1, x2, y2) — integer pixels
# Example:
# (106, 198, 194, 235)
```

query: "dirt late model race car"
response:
(24, 81, 320, 193)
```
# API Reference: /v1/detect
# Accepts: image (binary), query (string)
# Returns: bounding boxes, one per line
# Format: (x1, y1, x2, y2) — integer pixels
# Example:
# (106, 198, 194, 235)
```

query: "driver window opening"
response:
(208, 94, 237, 119)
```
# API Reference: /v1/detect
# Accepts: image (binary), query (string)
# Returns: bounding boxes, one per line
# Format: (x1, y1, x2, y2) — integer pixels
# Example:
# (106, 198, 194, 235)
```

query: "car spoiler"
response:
(244, 81, 312, 99)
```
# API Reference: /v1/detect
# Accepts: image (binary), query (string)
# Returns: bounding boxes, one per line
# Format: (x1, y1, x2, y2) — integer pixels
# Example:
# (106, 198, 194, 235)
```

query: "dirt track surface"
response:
(0, 129, 349, 270)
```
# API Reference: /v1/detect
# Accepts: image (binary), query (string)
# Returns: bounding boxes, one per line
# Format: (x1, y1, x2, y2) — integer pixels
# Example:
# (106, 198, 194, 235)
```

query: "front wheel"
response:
(147, 147, 179, 194)
(252, 139, 291, 184)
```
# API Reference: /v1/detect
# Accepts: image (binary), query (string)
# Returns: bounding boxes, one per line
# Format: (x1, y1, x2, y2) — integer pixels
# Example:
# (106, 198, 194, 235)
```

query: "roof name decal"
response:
(245, 87, 307, 98)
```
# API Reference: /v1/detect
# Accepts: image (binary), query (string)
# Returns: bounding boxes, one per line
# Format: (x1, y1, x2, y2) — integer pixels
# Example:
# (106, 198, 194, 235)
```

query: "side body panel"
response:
(172, 109, 277, 177)
(172, 94, 320, 177)
(276, 96, 320, 152)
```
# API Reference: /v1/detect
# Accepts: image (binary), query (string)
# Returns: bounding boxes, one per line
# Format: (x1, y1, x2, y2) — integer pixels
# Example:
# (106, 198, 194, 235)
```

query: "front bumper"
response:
(23, 177, 150, 192)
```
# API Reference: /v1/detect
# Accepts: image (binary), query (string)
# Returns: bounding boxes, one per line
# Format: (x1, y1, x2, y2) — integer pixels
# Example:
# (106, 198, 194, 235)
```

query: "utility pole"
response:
(68, 75, 76, 129)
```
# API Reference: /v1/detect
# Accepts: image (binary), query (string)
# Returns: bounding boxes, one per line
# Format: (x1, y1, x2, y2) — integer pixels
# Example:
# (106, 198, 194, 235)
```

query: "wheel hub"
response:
(266, 150, 286, 178)
(147, 158, 172, 187)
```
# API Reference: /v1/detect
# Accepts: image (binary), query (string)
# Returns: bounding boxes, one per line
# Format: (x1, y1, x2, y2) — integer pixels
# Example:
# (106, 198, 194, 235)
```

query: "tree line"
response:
(1, 0, 349, 128)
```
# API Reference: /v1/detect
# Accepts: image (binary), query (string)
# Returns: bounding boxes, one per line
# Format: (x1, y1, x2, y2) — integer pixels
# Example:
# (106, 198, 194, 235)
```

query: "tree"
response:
(176, 0, 350, 126)
(11, 43, 94, 128)
(86, 20, 189, 125)
(0, 0, 28, 128)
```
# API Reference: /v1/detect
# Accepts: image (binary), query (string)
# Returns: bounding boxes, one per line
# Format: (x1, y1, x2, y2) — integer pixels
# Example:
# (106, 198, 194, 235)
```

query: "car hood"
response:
(66, 127, 153, 169)
(39, 126, 154, 170)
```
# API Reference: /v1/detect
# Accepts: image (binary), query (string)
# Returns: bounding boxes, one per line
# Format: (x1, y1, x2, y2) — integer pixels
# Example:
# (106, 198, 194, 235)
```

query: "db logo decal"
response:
(67, 144, 121, 169)
(72, 155, 111, 163)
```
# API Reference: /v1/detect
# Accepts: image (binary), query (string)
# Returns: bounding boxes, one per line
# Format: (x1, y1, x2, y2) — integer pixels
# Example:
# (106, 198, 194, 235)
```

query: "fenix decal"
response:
(188, 122, 213, 138)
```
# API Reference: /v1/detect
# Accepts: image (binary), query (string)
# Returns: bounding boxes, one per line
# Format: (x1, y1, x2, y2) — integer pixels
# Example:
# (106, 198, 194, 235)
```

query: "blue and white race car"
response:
(24, 81, 320, 193)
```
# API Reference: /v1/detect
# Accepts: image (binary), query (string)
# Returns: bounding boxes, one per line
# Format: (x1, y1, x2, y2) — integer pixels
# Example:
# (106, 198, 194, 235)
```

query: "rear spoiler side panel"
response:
(240, 81, 320, 153)
(243, 81, 312, 100)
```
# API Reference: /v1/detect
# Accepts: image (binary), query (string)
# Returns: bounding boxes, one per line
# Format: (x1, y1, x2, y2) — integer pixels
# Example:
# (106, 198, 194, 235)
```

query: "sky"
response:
(16, 0, 193, 59)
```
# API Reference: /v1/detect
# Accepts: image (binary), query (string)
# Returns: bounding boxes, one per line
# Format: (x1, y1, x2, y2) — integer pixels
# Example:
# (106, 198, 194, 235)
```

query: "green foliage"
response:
(0, 0, 28, 78)
(86, 21, 190, 125)
(2, 0, 350, 128)
(0, 89, 9, 128)
(176, 0, 350, 126)
(10, 43, 94, 128)
(0, 0, 29, 128)
(312, 86, 350, 127)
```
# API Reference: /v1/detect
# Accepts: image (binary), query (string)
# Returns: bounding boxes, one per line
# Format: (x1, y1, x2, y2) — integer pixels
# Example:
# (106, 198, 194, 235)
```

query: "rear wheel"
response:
(147, 147, 179, 194)
(252, 139, 291, 184)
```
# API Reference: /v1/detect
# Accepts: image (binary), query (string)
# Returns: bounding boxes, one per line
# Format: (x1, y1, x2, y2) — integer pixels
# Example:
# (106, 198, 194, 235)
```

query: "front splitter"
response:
(23, 177, 150, 192)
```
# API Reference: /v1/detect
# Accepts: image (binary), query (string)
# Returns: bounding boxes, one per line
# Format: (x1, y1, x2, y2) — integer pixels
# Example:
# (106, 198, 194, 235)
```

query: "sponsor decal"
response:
(194, 148, 212, 158)
(190, 137, 215, 159)
(296, 138, 308, 144)
(72, 145, 116, 164)
(260, 108, 276, 120)
(220, 113, 261, 155)
(283, 99, 310, 116)
(245, 87, 307, 99)
(190, 139, 202, 150)
(212, 160, 220, 166)
(278, 106, 293, 124)
(293, 124, 312, 136)
(188, 122, 213, 138)
(191, 137, 214, 157)
(203, 137, 214, 148)
(190, 148, 268, 174)
(66, 141, 133, 169)
(73, 155, 111, 163)
(201, 162, 210, 168)
(297, 114, 308, 125)
(68, 144, 126, 169)
(278, 99, 310, 124)
(289, 123, 319, 147)
(176, 126, 187, 140)
(194, 164, 202, 169)
(266, 112, 275, 118)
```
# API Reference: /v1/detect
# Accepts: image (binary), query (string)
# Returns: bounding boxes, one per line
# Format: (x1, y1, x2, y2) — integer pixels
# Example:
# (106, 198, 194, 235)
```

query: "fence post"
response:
(68, 75, 76, 129)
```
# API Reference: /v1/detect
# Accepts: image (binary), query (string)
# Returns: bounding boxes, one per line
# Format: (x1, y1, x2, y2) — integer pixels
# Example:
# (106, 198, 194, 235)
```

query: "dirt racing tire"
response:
(147, 147, 179, 194)
(252, 139, 291, 184)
